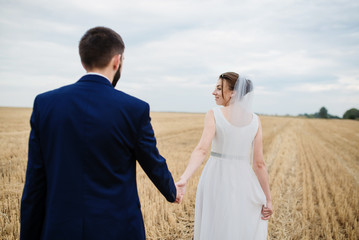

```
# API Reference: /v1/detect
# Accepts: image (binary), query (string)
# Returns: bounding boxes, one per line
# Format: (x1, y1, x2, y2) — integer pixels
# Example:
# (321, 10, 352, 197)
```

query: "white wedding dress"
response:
(194, 107, 268, 240)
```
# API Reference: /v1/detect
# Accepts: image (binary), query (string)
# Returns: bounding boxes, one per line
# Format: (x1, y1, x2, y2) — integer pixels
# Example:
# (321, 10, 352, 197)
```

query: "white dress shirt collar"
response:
(85, 72, 111, 83)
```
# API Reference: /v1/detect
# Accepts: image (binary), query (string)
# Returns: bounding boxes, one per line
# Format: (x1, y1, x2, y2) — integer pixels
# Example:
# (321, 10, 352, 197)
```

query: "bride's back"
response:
(211, 107, 259, 161)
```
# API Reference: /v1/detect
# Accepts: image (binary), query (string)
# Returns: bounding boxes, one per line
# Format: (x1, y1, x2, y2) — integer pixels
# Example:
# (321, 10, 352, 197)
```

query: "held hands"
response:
(261, 201, 273, 220)
(174, 179, 187, 204)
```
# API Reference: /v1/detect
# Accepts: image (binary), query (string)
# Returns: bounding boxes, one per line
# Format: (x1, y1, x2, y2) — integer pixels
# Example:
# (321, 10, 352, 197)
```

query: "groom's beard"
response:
(112, 63, 122, 87)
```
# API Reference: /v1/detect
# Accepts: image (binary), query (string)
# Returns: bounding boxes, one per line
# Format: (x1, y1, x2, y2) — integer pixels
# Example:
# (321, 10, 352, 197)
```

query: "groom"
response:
(21, 26, 178, 240)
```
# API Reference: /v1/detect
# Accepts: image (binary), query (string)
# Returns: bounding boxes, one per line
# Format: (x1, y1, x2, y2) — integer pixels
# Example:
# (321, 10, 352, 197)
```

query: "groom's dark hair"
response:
(79, 26, 125, 70)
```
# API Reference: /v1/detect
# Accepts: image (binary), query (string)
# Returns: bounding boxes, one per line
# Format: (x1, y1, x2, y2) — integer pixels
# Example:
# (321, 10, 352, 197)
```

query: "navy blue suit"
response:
(21, 74, 177, 240)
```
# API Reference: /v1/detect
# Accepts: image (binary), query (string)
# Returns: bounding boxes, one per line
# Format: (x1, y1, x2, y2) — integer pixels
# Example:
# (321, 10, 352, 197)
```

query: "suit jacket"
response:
(20, 74, 177, 240)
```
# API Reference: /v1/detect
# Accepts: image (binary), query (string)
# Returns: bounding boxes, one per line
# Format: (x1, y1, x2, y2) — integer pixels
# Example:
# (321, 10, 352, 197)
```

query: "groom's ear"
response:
(112, 54, 122, 71)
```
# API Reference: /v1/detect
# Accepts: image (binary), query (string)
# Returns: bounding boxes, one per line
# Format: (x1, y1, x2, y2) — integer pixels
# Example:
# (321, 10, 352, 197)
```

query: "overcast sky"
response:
(1, 0, 358, 116)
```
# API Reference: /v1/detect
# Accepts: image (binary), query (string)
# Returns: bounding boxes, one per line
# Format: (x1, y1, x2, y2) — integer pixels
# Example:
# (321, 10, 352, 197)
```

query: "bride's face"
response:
(212, 79, 232, 106)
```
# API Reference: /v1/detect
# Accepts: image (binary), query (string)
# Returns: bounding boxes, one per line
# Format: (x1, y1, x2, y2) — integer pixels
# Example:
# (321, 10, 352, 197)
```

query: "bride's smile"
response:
(212, 79, 233, 106)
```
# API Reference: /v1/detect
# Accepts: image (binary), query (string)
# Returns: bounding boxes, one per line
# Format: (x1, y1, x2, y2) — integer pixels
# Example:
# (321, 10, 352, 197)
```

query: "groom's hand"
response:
(174, 179, 187, 203)
(174, 185, 181, 204)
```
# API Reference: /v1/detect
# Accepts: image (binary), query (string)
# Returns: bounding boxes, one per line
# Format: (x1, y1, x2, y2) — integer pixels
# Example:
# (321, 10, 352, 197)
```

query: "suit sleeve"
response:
(134, 103, 177, 202)
(20, 96, 46, 239)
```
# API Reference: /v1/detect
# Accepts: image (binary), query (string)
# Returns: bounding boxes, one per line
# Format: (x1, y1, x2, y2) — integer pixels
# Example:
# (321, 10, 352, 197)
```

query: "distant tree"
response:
(343, 108, 359, 120)
(328, 114, 340, 119)
(318, 107, 328, 119)
(299, 107, 340, 119)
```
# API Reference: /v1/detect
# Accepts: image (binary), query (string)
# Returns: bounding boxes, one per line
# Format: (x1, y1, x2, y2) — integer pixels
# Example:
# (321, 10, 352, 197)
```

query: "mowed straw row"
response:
(0, 108, 358, 239)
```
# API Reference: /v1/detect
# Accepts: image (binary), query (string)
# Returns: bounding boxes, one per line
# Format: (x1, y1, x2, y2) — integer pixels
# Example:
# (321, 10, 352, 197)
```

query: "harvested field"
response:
(1, 107, 358, 239)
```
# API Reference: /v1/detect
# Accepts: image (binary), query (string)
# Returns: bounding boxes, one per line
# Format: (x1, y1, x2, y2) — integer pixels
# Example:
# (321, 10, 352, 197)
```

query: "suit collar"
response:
(77, 74, 113, 87)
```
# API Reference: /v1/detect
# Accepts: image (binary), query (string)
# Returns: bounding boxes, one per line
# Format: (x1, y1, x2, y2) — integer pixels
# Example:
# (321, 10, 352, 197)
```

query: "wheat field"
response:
(1, 107, 358, 239)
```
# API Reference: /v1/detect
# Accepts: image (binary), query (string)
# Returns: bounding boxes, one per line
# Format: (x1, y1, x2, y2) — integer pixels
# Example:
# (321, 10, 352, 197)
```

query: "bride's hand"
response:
(174, 179, 187, 203)
(261, 201, 273, 220)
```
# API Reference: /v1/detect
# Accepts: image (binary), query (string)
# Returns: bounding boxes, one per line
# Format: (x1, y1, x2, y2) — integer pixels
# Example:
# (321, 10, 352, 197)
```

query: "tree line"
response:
(298, 107, 359, 120)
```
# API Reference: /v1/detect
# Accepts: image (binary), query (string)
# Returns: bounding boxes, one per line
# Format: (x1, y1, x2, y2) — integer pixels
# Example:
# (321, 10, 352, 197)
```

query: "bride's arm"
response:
(175, 110, 216, 202)
(253, 117, 273, 219)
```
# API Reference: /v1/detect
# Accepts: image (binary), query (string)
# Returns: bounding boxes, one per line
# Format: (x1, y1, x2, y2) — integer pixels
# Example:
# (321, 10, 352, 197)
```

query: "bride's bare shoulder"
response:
(206, 109, 215, 118)
(204, 109, 215, 126)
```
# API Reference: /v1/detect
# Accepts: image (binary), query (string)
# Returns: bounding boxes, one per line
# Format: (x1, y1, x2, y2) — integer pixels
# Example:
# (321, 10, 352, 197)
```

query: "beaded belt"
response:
(210, 151, 249, 160)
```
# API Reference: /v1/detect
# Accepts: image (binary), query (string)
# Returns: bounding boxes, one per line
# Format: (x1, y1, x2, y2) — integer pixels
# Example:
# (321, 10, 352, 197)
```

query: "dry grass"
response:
(1, 107, 358, 239)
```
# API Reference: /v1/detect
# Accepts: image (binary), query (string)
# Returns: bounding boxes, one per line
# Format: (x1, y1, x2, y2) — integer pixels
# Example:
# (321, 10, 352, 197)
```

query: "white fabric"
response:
(227, 76, 254, 128)
(194, 107, 267, 240)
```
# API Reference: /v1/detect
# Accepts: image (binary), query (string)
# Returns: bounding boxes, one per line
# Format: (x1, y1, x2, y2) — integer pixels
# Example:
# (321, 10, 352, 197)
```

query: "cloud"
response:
(285, 73, 359, 93)
(0, 0, 358, 116)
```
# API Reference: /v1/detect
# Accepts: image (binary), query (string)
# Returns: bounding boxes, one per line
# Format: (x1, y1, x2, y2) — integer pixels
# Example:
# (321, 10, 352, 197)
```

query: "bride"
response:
(176, 72, 273, 239)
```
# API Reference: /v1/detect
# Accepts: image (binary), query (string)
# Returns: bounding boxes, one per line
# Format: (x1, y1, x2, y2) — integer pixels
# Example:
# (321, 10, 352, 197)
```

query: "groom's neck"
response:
(85, 67, 113, 84)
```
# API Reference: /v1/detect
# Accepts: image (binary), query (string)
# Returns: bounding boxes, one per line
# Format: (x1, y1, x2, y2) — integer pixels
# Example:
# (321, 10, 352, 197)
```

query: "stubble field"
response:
(1, 107, 358, 239)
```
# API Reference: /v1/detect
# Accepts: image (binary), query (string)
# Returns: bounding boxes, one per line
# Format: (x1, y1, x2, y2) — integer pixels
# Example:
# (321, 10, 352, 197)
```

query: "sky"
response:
(0, 0, 358, 116)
